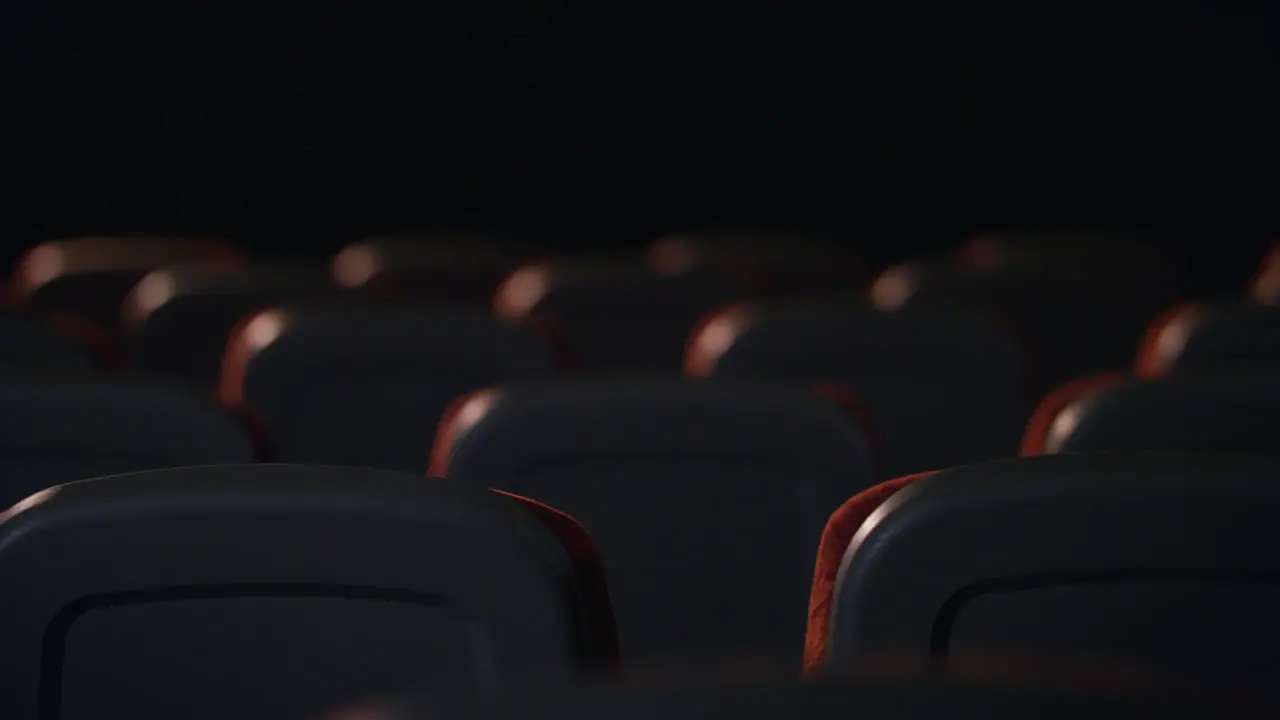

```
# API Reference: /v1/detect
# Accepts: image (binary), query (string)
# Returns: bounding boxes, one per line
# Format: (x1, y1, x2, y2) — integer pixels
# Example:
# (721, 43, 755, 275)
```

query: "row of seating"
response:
(5, 280, 1279, 483)
(5, 232, 1274, 388)
(4, 357, 1280, 665)
(1, 454, 1276, 718)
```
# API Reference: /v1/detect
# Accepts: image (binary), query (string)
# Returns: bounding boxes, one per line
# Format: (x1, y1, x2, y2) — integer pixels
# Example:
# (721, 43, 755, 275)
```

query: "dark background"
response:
(8, 5, 1279, 290)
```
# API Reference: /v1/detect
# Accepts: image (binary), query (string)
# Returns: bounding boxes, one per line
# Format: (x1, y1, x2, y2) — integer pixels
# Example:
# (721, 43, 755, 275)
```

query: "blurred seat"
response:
(9, 236, 243, 329)
(431, 378, 875, 663)
(1020, 372, 1280, 456)
(686, 302, 1029, 478)
(0, 464, 618, 720)
(494, 259, 740, 373)
(0, 311, 96, 372)
(957, 230, 1182, 276)
(354, 671, 1266, 720)
(0, 375, 254, 507)
(649, 229, 865, 300)
(807, 454, 1280, 692)
(121, 264, 342, 387)
(1247, 244, 1280, 304)
(221, 303, 557, 471)
(873, 248, 1185, 393)
(333, 234, 537, 307)
(1136, 299, 1280, 378)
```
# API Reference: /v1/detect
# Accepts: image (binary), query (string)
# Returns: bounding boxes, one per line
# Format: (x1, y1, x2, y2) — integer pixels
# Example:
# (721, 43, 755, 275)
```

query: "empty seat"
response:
(649, 229, 865, 300)
(1248, 245, 1280, 304)
(1021, 372, 1280, 457)
(957, 230, 1182, 276)
(1136, 300, 1280, 378)
(494, 260, 740, 373)
(0, 311, 95, 372)
(687, 302, 1029, 478)
(807, 454, 1280, 691)
(333, 234, 537, 306)
(9, 236, 243, 328)
(0, 375, 254, 507)
(872, 254, 1185, 393)
(221, 304, 557, 471)
(431, 378, 875, 662)
(121, 264, 342, 387)
(0, 464, 618, 720)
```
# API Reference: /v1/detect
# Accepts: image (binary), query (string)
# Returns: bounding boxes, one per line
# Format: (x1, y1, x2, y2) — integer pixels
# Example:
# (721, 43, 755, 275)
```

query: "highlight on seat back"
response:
(1248, 244, 1280, 305)
(1136, 299, 1280, 378)
(1023, 373, 1280, 457)
(346, 667, 1268, 720)
(809, 453, 1280, 692)
(648, 228, 865, 300)
(686, 302, 1030, 478)
(431, 377, 876, 664)
(872, 251, 1184, 393)
(9, 236, 243, 329)
(0, 464, 618, 720)
(493, 259, 742, 373)
(333, 234, 538, 306)
(0, 375, 255, 508)
(121, 263, 343, 387)
(0, 310, 96, 372)
(221, 303, 558, 471)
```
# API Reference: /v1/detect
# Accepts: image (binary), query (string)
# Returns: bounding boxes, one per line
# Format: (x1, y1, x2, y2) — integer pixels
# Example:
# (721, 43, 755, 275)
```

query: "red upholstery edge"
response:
(1133, 300, 1205, 379)
(217, 312, 279, 461)
(804, 470, 938, 674)
(1019, 371, 1130, 456)
(682, 301, 759, 378)
(492, 489, 622, 670)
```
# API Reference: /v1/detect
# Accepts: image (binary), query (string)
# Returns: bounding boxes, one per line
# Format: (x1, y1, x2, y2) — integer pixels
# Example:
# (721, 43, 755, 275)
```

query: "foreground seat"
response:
(432, 378, 875, 663)
(0, 375, 254, 507)
(221, 304, 557, 471)
(687, 303, 1029, 478)
(1021, 373, 1280, 457)
(807, 454, 1280, 691)
(0, 464, 618, 720)
(1136, 300, 1280, 378)
(121, 264, 342, 387)
(9, 236, 243, 328)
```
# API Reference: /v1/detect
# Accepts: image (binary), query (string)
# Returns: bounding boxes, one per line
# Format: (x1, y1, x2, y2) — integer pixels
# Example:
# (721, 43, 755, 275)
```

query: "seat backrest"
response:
(0, 374, 255, 507)
(648, 229, 865, 300)
(1248, 245, 1280, 304)
(333, 234, 536, 306)
(0, 311, 94, 372)
(221, 303, 557, 471)
(1136, 300, 1280, 378)
(10, 236, 243, 328)
(1029, 373, 1280, 456)
(820, 454, 1280, 691)
(121, 264, 342, 387)
(957, 230, 1182, 276)
(872, 255, 1184, 392)
(494, 260, 741, 373)
(687, 302, 1030, 478)
(0, 464, 618, 720)
(432, 378, 875, 663)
